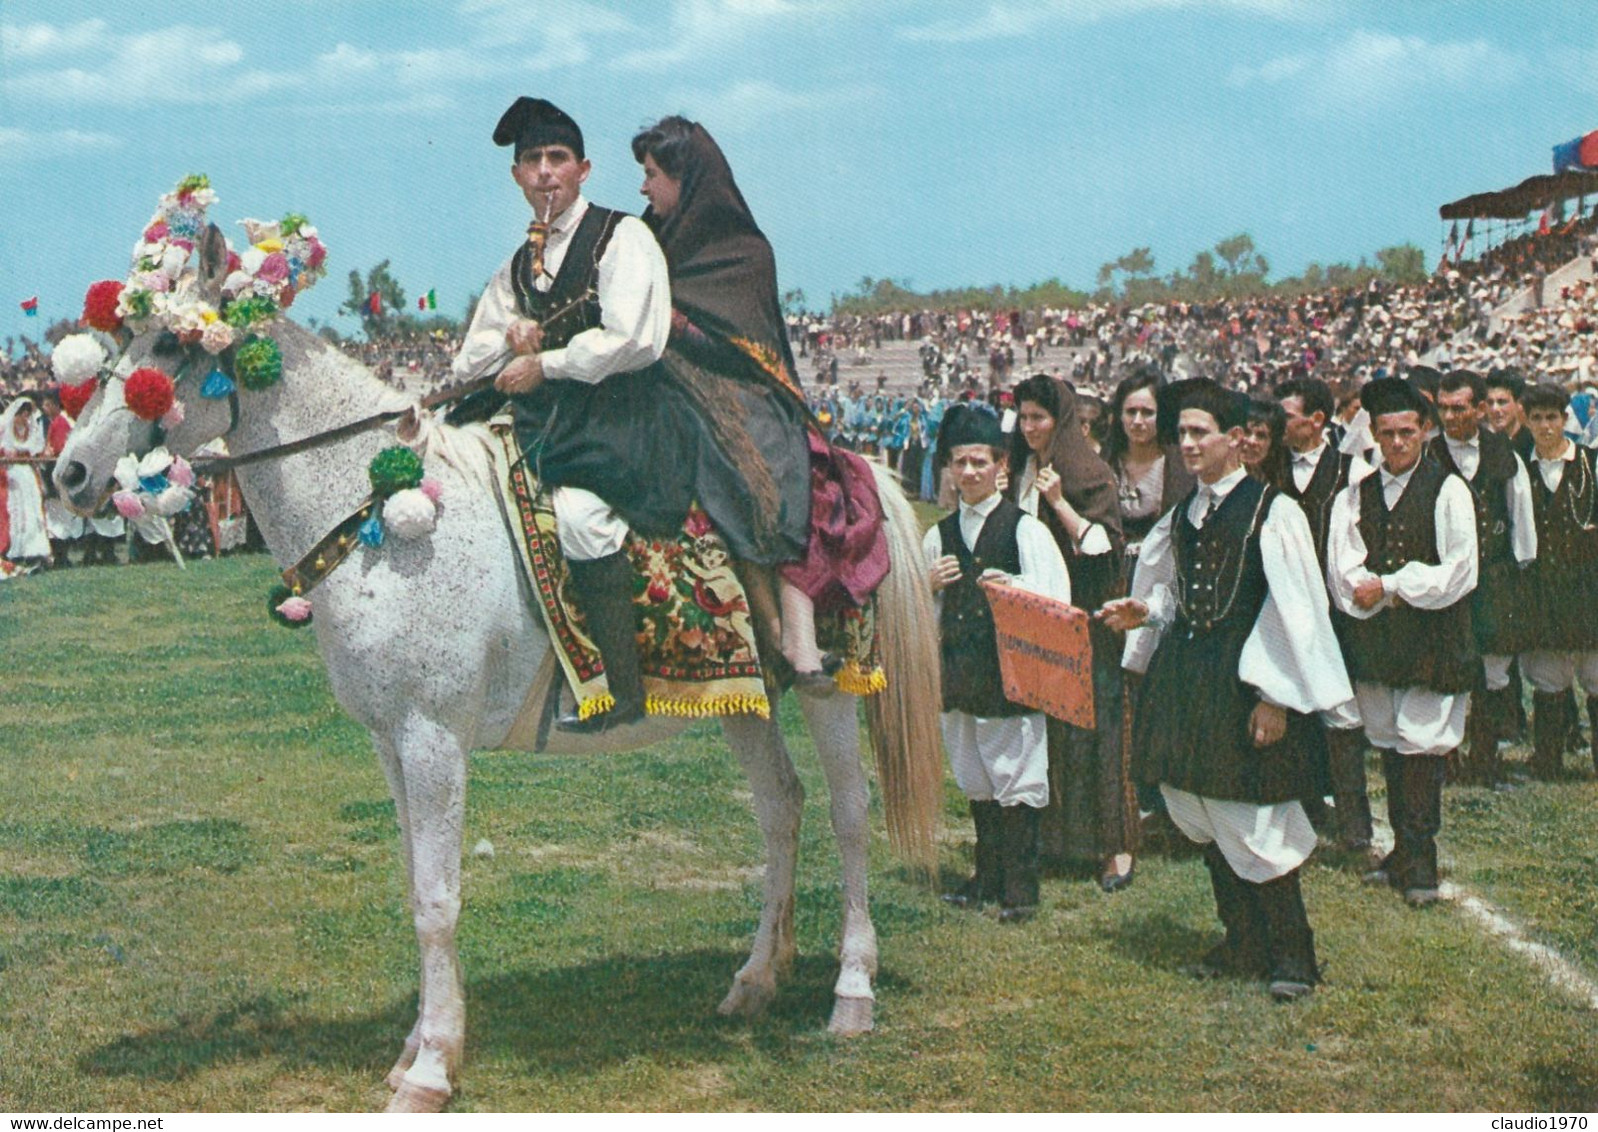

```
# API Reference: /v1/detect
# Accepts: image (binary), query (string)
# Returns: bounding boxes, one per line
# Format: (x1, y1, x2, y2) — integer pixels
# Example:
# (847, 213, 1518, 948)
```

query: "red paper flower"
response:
(124, 367, 175, 422)
(83, 280, 125, 332)
(59, 378, 96, 420)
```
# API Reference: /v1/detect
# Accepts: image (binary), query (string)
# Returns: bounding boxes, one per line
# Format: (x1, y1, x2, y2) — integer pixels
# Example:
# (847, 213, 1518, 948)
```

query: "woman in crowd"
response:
(1007, 373, 1137, 891)
(1100, 371, 1194, 565)
(1240, 398, 1292, 492)
(0, 397, 52, 569)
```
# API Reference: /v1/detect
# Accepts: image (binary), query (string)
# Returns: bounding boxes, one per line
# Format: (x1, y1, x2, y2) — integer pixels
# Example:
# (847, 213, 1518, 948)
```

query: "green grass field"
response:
(4, 554, 1598, 1112)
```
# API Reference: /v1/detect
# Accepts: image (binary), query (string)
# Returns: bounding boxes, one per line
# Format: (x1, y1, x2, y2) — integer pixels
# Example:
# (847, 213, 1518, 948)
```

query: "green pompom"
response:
(235, 335, 284, 391)
(176, 173, 211, 195)
(224, 295, 279, 330)
(369, 445, 425, 497)
(280, 211, 310, 236)
(267, 583, 313, 628)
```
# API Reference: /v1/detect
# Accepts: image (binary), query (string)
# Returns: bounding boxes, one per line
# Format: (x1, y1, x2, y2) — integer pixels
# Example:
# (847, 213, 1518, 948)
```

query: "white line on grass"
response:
(1363, 802, 1598, 1011)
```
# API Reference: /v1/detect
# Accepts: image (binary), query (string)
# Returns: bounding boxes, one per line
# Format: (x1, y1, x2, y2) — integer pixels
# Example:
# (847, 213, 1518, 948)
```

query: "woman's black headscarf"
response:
(635, 117, 800, 398)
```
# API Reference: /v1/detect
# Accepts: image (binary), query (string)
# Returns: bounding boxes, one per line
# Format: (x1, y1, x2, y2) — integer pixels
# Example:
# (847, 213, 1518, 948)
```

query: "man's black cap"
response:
(941, 403, 1005, 450)
(493, 97, 584, 160)
(1156, 377, 1249, 444)
(1360, 376, 1430, 422)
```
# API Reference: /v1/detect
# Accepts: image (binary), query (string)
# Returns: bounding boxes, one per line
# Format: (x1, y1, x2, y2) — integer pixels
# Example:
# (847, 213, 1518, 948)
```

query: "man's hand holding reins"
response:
(496, 353, 545, 395)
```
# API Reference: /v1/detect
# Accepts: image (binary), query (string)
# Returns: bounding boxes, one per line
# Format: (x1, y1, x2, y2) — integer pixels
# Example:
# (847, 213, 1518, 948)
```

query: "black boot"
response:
(997, 804, 1041, 923)
(944, 800, 1003, 908)
(48, 539, 73, 568)
(1189, 844, 1269, 978)
(556, 552, 647, 734)
(1252, 868, 1320, 1000)
(1531, 690, 1567, 781)
(1398, 755, 1446, 906)
(1461, 687, 1505, 786)
(1325, 728, 1373, 852)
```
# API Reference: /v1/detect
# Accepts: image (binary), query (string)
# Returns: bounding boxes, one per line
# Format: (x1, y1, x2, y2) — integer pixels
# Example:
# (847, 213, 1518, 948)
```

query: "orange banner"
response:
(980, 580, 1095, 728)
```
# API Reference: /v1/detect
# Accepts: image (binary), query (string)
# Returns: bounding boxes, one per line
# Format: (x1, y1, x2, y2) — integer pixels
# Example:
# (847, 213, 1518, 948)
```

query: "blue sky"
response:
(1, 1, 1594, 350)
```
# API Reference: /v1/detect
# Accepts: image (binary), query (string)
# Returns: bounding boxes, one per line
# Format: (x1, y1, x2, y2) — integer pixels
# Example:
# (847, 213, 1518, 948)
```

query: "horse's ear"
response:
(197, 222, 229, 304)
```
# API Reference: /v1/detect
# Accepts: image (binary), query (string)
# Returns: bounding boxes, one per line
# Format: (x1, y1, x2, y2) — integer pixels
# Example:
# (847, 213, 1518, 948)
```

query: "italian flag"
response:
(417, 289, 437, 311)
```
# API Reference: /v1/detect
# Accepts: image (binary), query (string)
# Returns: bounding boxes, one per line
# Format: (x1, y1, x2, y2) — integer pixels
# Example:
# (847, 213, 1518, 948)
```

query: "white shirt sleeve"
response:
(1328, 474, 1479, 617)
(1241, 495, 1354, 713)
(1120, 508, 1178, 675)
(1507, 454, 1537, 565)
(540, 215, 671, 385)
(450, 257, 517, 384)
(1010, 513, 1072, 605)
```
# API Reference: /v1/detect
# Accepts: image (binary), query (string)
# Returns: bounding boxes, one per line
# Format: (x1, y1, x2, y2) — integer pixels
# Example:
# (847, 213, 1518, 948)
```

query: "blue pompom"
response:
(358, 515, 385, 547)
(138, 473, 170, 494)
(200, 368, 237, 399)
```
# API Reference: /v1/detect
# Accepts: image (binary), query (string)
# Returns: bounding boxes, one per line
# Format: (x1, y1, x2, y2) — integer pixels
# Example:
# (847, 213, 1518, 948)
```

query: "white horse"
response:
(56, 224, 944, 1113)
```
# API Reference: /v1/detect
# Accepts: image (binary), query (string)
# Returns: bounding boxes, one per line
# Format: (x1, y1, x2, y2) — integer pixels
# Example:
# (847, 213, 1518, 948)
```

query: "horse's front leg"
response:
(799, 691, 878, 1035)
(384, 712, 469, 1114)
(368, 732, 425, 1093)
(718, 712, 803, 1018)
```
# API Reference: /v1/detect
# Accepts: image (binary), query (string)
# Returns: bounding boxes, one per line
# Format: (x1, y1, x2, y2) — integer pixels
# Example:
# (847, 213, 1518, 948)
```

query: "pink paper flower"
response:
(276, 596, 313, 622)
(113, 491, 146, 519)
(169, 456, 194, 487)
(419, 477, 443, 503)
(160, 401, 186, 430)
(306, 239, 327, 268)
(143, 220, 170, 242)
(257, 252, 290, 284)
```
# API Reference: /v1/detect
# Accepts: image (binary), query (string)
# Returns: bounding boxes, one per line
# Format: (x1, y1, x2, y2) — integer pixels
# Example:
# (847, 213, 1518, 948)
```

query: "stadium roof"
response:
(1439, 169, 1598, 221)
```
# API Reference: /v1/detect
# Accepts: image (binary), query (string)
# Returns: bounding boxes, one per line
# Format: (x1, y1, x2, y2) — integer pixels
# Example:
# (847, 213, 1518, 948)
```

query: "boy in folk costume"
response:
(1430, 369, 1536, 785)
(1515, 384, 1598, 780)
(1274, 376, 1375, 855)
(1101, 380, 1347, 998)
(1328, 378, 1478, 909)
(1101, 379, 1351, 1001)
(924, 405, 1071, 922)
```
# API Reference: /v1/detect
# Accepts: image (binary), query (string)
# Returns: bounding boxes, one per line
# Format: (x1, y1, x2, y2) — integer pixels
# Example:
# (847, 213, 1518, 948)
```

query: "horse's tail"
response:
(864, 461, 942, 876)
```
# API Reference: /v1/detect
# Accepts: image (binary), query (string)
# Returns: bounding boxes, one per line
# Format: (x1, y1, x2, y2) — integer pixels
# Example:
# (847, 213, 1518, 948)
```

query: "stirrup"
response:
(556, 702, 646, 735)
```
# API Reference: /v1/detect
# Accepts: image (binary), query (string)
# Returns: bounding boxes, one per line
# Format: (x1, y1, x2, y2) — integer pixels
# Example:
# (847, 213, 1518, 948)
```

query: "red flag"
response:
(417, 296, 426, 310)
(19, 296, 38, 315)
(368, 291, 382, 315)
(1581, 130, 1598, 169)
(1538, 209, 1552, 236)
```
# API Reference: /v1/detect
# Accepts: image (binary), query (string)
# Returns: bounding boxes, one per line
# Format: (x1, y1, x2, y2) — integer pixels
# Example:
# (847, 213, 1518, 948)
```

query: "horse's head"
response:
(56, 178, 328, 515)
(55, 222, 236, 514)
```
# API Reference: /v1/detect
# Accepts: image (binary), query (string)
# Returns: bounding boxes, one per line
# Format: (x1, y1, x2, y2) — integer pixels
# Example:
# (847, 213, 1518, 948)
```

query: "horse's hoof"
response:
(827, 995, 875, 1036)
(717, 976, 777, 1018)
(386, 1081, 452, 1113)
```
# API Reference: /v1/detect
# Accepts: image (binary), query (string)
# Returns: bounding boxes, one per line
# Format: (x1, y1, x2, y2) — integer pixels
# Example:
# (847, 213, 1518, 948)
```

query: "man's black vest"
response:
(510, 204, 624, 348)
(1431, 429, 1519, 571)
(1344, 453, 1477, 694)
(1526, 445, 1598, 651)
(1281, 443, 1352, 572)
(938, 498, 1031, 718)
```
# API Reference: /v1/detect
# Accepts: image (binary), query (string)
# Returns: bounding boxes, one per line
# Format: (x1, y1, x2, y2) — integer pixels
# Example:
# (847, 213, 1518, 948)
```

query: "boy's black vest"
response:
(1280, 443, 1353, 572)
(938, 498, 1031, 718)
(1526, 445, 1598, 651)
(1344, 454, 1477, 694)
(1430, 428, 1523, 653)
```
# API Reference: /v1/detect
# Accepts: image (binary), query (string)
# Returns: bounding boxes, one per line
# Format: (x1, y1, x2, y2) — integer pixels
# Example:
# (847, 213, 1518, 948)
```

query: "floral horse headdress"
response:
(77, 173, 329, 424)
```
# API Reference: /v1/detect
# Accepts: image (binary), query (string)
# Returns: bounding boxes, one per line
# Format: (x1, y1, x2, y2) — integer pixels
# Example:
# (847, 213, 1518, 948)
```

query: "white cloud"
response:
(1229, 29, 1524, 107)
(899, 0, 1307, 44)
(664, 78, 879, 131)
(0, 127, 122, 163)
(611, 0, 845, 72)
(5, 23, 297, 104)
(1, 19, 110, 58)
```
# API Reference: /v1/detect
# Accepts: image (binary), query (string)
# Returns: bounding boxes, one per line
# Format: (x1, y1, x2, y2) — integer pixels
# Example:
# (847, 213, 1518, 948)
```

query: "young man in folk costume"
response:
(1515, 384, 1598, 780)
(924, 405, 1071, 923)
(1484, 369, 1535, 463)
(1101, 379, 1351, 1001)
(1327, 378, 1478, 909)
(451, 99, 819, 734)
(1274, 376, 1375, 857)
(1430, 369, 1536, 785)
(451, 97, 671, 733)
